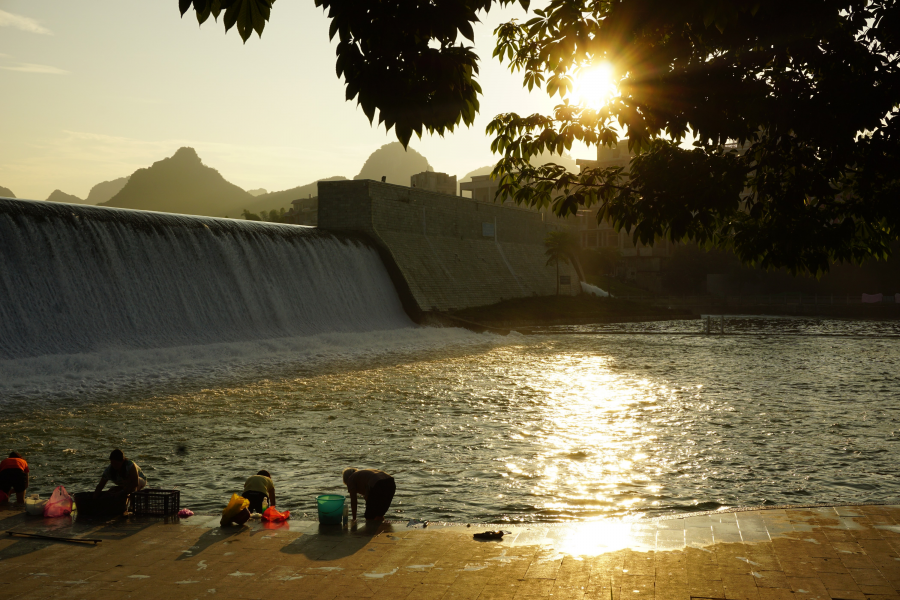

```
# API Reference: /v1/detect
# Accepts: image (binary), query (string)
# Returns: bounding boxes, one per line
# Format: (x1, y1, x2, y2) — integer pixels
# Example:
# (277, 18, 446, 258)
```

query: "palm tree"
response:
(545, 230, 584, 295)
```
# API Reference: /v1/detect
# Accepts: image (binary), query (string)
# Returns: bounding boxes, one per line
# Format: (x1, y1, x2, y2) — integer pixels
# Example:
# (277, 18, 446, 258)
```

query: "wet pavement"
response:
(0, 504, 898, 600)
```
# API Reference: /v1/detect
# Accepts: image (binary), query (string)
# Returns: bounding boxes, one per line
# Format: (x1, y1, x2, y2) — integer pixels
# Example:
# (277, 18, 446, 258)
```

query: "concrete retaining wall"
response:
(318, 180, 577, 313)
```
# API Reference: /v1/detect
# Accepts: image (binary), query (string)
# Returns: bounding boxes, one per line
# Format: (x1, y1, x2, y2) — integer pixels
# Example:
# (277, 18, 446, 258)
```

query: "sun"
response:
(570, 63, 618, 109)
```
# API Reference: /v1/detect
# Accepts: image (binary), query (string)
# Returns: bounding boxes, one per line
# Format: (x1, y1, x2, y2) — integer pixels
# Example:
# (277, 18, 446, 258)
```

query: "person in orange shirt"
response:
(0, 451, 29, 503)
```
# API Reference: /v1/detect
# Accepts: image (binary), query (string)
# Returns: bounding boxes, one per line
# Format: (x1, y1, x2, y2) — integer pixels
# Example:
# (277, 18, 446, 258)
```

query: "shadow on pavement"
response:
(0, 511, 167, 561)
(279, 521, 392, 560)
(175, 525, 246, 560)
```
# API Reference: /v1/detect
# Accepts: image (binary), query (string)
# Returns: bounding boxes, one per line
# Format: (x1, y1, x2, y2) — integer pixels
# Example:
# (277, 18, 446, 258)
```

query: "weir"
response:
(318, 180, 579, 313)
(0, 198, 412, 360)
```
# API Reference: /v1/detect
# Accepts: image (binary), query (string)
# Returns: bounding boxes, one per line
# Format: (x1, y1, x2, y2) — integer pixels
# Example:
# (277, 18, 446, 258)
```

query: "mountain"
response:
(243, 177, 347, 213)
(460, 165, 493, 183)
(47, 190, 85, 204)
(531, 150, 578, 172)
(354, 142, 431, 186)
(246, 188, 267, 197)
(86, 176, 130, 205)
(0, 186, 14, 198)
(460, 151, 579, 184)
(102, 147, 253, 217)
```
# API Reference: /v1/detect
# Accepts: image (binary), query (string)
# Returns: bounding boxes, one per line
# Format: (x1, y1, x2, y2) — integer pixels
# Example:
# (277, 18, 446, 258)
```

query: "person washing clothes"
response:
(242, 470, 276, 513)
(94, 449, 147, 501)
(342, 468, 395, 522)
(0, 452, 29, 503)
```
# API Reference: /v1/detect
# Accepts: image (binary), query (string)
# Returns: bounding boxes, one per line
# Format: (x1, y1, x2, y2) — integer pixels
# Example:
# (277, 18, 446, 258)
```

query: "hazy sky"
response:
(0, 0, 579, 200)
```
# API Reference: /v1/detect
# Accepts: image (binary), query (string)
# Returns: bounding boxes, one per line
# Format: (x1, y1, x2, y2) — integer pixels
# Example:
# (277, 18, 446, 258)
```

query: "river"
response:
(2, 317, 897, 522)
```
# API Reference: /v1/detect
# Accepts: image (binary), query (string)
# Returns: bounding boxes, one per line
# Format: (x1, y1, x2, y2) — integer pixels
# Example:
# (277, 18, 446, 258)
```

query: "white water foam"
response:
(0, 326, 499, 400)
(0, 199, 500, 399)
(0, 199, 412, 360)
(580, 281, 610, 297)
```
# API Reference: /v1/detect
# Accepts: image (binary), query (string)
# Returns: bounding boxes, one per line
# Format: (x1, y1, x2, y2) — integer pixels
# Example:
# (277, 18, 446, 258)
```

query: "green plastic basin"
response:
(316, 494, 345, 525)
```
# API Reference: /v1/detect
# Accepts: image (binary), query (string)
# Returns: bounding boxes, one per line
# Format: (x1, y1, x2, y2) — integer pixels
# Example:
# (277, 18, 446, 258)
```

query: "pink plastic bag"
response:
(261, 507, 290, 522)
(43, 485, 73, 517)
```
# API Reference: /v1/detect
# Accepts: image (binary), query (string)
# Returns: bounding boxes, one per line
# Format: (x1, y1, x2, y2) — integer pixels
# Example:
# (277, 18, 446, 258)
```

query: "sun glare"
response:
(571, 63, 618, 109)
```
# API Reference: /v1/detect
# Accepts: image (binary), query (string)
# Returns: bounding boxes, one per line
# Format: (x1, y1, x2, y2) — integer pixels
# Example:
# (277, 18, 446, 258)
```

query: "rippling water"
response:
(2, 318, 898, 522)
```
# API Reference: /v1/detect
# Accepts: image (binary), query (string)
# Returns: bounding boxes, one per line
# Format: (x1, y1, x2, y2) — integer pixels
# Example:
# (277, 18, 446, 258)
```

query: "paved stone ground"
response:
(0, 504, 898, 600)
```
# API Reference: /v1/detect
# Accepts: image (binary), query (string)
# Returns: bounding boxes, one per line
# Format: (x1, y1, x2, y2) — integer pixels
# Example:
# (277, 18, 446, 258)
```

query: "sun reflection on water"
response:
(519, 352, 675, 520)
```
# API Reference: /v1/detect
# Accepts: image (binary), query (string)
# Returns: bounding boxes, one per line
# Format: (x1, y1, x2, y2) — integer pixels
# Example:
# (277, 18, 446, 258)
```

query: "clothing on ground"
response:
(364, 477, 396, 520)
(102, 460, 146, 488)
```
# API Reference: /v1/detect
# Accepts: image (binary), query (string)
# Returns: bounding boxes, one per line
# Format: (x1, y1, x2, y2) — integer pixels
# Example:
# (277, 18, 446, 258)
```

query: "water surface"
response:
(3, 318, 898, 522)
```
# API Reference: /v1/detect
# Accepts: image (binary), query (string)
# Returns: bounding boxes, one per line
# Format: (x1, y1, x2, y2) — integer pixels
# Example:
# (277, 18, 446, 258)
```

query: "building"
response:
(459, 174, 503, 204)
(288, 196, 318, 226)
(410, 171, 457, 196)
(575, 144, 673, 293)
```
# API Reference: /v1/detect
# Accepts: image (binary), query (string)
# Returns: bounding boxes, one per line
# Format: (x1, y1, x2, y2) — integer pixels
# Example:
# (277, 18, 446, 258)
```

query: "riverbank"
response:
(0, 503, 897, 599)
(446, 295, 693, 330)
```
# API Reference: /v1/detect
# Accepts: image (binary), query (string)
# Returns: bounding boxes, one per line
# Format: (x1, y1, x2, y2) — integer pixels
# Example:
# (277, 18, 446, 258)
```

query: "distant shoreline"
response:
(440, 294, 900, 332)
(441, 295, 692, 332)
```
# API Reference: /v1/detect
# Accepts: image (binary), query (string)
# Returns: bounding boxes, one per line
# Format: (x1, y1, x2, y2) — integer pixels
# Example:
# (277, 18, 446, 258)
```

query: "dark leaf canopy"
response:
(180, 0, 900, 274)
(181, 0, 526, 146)
(179, 0, 274, 42)
(488, 0, 900, 274)
(316, 0, 499, 146)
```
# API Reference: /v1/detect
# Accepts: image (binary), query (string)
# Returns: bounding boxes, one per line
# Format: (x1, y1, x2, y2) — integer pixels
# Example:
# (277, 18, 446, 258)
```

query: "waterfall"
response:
(0, 199, 413, 361)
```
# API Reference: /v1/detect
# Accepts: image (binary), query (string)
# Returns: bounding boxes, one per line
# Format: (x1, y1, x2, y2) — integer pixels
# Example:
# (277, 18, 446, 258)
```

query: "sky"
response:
(0, 0, 583, 200)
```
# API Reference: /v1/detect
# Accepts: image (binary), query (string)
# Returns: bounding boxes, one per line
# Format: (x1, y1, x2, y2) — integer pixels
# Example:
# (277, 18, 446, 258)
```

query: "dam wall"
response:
(318, 180, 577, 313)
(0, 198, 412, 360)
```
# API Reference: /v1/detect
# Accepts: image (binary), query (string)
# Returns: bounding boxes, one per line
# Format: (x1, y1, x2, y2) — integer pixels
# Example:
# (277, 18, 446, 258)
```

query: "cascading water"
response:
(0, 198, 413, 361)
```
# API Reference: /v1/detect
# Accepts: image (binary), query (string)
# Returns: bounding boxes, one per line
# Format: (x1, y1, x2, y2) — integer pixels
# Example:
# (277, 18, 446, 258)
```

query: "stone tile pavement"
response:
(0, 504, 897, 600)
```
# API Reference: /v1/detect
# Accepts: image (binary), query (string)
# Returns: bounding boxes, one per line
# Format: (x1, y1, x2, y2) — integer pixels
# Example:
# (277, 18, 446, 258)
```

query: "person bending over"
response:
(94, 449, 147, 502)
(242, 470, 276, 513)
(0, 452, 29, 503)
(342, 468, 395, 522)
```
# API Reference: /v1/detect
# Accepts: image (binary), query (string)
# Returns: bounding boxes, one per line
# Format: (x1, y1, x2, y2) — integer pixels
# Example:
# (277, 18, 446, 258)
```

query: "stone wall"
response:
(318, 180, 578, 313)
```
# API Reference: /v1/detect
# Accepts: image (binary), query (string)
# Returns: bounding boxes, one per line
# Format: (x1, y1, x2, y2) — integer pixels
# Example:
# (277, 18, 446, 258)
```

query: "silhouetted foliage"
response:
(488, 0, 900, 276)
(545, 229, 583, 294)
(180, 0, 527, 146)
(180, 0, 900, 275)
(242, 207, 292, 223)
(178, 0, 274, 42)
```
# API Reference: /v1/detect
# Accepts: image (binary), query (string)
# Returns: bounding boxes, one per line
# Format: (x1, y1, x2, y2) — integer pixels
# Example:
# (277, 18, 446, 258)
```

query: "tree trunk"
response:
(555, 259, 559, 296)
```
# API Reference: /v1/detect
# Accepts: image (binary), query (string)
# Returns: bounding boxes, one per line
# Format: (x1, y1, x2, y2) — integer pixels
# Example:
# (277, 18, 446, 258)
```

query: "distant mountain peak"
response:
(47, 189, 85, 204)
(86, 175, 130, 205)
(171, 146, 202, 163)
(355, 142, 431, 185)
(101, 147, 251, 217)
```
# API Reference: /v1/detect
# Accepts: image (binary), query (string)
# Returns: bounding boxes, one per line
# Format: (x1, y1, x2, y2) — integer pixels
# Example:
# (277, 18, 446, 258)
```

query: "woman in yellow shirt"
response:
(242, 470, 276, 513)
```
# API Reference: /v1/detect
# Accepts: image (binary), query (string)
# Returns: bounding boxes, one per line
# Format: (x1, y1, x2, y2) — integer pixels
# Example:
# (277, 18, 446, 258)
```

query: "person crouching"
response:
(342, 468, 395, 522)
(0, 452, 29, 503)
(94, 448, 147, 505)
(242, 470, 276, 513)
